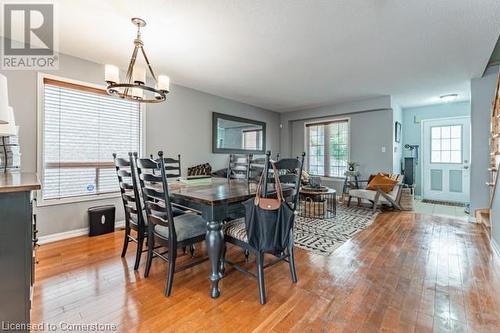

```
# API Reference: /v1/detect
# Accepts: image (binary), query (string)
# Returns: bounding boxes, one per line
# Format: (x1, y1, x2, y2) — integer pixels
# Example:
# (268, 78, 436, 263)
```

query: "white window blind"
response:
(41, 78, 142, 201)
(306, 119, 349, 177)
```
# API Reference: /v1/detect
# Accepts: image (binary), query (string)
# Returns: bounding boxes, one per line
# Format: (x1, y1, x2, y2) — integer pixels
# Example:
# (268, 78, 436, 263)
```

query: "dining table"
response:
(168, 177, 260, 299)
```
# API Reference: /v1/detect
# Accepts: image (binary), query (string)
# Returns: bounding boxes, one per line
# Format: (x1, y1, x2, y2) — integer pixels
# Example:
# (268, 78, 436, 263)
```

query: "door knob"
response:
(463, 165, 469, 169)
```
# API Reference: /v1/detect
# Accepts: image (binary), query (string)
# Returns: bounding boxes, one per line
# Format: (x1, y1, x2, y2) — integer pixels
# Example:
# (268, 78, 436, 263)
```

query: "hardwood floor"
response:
(32, 212, 500, 332)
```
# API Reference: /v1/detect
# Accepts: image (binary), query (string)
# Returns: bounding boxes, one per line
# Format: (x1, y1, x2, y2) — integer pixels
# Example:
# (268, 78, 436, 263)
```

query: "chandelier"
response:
(105, 18, 169, 103)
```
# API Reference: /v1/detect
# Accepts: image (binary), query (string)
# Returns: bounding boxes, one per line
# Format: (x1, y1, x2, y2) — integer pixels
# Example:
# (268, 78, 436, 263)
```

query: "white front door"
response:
(422, 117, 470, 203)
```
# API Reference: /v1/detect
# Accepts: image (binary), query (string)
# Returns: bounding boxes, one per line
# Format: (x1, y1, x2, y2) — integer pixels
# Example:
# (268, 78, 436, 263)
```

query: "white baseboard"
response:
(38, 220, 125, 245)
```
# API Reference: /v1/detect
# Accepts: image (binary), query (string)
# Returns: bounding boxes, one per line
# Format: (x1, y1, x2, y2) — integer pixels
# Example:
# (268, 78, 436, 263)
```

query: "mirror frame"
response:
(212, 112, 267, 154)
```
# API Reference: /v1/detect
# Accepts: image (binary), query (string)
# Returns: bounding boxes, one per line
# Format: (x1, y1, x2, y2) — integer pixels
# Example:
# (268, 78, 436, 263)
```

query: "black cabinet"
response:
(0, 173, 40, 333)
(0, 191, 34, 332)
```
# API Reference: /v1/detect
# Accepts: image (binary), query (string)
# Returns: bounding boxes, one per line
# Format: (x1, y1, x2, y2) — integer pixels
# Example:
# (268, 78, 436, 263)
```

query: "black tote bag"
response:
(243, 162, 295, 253)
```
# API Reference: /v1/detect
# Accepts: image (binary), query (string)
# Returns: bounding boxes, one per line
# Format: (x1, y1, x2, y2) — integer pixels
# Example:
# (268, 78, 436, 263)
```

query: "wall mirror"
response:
(212, 112, 266, 154)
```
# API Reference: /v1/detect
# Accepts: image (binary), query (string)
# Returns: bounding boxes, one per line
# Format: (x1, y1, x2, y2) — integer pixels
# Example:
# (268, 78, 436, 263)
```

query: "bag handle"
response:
(255, 161, 283, 205)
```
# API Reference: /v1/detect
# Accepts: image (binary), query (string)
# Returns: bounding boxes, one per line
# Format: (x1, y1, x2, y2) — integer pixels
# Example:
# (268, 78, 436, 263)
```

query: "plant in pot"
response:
(347, 161, 359, 172)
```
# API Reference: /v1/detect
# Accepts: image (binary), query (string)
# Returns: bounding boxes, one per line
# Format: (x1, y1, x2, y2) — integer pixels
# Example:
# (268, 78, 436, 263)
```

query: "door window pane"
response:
(431, 125, 462, 163)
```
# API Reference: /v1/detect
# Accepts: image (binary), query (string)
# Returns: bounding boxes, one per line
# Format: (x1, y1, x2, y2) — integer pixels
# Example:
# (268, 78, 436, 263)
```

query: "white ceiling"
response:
(28, 1, 500, 110)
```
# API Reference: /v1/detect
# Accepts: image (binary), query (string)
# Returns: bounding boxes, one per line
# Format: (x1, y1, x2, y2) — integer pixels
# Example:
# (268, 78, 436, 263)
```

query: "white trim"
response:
(38, 220, 125, 244)
(303, 117, 351, 177)
(492, 238, 500, 259)
(36, 72, 146, 207)
(468, 216, 477, 223)
(37, 192, 122, 207)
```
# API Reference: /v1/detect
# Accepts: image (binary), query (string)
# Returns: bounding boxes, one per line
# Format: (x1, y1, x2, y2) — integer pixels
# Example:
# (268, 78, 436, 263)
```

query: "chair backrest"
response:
(137, 152, 178, 243)
(149, 153, 181, 178)
(248, 154, 266, 182)
(227, 154, 250, 180)
(113, 152, 144, 229)
(262, 151, 306, 211)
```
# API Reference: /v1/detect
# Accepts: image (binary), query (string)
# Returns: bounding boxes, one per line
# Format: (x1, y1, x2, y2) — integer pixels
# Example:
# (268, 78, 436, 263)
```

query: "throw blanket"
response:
(188, 163, 212, 176)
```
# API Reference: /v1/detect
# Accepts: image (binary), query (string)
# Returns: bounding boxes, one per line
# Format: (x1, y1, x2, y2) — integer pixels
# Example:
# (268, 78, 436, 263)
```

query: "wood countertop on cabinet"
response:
(0, 172, 41, 193)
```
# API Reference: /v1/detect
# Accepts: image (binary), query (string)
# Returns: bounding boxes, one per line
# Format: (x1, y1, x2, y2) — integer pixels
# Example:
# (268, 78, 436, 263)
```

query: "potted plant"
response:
(347, 161, 358, 172)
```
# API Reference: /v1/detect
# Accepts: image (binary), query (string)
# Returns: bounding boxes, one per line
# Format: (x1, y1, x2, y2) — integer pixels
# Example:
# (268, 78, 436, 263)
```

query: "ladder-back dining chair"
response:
(113, 152, 146, 270)
(222, 151, 305, 304)
(137, 152, 208, 296)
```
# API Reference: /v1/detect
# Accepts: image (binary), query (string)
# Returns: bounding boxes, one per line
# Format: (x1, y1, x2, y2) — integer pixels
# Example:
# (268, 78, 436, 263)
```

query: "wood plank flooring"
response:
(32, 212, 500, 332)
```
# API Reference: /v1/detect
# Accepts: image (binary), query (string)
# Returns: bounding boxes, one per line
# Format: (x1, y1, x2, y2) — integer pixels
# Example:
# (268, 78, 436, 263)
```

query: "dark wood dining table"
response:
(169, 178, 259, 298)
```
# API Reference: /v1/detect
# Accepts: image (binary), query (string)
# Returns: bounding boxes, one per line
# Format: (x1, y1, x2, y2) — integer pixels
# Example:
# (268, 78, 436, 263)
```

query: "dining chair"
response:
(150, 153, 181, 179)
(137, 152, 208, 296)
(227, 154, 251, 180)
(113, 152, 147, 270)
(222, 151, 305, 304)
(248, 154, 266, 183)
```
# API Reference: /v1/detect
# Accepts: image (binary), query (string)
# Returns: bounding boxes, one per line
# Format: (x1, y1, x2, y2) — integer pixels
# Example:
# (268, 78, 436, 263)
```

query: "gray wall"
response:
(392, 103, 403, 174)
(1, 53, 279, 237)
(471, 65, 499, 247)
(146, 87, 280, 173)
(470, 66, 498, 215)
(280, 96, 392, 157)
(402, 101, 471, 196)
(289, 109, 394, 178)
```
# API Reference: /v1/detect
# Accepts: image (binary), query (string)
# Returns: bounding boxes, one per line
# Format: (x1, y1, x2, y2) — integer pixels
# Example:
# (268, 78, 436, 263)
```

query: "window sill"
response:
(36, 191, 121, 207)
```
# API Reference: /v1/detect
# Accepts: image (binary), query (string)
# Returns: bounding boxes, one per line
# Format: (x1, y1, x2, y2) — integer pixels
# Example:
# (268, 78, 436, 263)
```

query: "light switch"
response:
(381, 146, 386, 153)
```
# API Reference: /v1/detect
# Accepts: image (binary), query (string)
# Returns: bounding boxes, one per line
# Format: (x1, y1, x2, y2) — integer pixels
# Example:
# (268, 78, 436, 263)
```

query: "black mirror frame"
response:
(212, 112, 267, 154)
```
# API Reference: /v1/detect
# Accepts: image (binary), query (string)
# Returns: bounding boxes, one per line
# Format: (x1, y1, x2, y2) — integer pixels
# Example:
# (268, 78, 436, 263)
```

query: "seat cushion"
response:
(223, 218, 248, 242)
(349, 189, 391, 204)
(154, 213, 206, 242)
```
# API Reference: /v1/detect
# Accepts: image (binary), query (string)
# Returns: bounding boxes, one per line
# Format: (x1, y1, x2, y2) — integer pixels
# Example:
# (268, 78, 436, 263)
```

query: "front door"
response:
(422, 117, 470, 203)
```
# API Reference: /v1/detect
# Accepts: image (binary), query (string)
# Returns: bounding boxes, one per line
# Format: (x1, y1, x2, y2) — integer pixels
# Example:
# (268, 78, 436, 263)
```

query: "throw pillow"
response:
(367, 173, 398, 193)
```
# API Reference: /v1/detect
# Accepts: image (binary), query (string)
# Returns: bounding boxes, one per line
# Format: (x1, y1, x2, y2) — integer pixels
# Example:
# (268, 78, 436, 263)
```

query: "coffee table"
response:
(298, 187, 337, 218)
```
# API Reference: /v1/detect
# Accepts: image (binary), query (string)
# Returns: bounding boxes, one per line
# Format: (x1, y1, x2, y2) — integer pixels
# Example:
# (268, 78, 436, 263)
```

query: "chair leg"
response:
(347, 196, 352, 207)
(121, 227, 130, 258)
(144, 228, 154, 278)
(357, 198, 362, 206)
(288, 232, 298, 283)
(244, 249, 250, 262)
(134, 233, 144, 270)
(373, 202, 378, 213)
(165, 248, 177, 297)
(256, 252, 266, 305)
(189, 244, 195, 257)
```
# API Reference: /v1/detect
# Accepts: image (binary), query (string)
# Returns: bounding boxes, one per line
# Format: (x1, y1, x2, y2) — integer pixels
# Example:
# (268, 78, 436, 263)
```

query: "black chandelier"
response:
(105, 18, 169, 103)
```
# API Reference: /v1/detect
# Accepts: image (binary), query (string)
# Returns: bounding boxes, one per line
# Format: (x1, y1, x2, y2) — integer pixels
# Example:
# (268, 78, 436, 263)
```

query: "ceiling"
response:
(21, 1, 500, 111)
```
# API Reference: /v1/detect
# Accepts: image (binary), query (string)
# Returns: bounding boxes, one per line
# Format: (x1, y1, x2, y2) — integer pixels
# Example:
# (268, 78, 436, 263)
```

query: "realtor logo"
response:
(2, 3, 58, 70)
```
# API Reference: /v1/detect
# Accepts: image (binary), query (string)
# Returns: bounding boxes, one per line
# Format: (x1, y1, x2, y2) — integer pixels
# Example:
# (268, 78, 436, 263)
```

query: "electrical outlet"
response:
(381, 146, 386, 153)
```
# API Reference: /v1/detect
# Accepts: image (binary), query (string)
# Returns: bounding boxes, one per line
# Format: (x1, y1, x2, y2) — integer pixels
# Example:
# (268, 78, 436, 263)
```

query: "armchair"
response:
(347, 174, 404, 213)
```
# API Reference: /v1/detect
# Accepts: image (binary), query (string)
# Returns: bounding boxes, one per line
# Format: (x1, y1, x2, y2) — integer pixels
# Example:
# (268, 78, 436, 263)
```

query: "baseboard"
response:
(38, 220, 125, 245)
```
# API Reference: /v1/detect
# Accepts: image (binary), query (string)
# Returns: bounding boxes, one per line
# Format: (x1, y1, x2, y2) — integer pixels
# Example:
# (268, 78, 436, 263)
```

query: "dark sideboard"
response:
(0, 173, 41, 332)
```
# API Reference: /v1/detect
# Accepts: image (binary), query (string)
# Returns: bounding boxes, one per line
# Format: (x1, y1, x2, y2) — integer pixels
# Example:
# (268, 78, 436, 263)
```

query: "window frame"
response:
(36, 73, 146, 207)
(429, 124, 463, 164)
(303, 117, 350, 179)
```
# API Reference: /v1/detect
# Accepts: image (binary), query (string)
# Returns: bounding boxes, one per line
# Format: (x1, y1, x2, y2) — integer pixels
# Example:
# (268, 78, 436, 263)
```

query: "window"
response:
(431, 125, 462, 163)
(40, 77, 142, 202)
(306, 119, 349, 177)
(242, 129, 262, 150)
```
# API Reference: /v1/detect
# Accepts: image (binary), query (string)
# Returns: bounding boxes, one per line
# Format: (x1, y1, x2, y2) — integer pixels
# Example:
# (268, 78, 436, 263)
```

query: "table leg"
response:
(206, 219, 223, 298)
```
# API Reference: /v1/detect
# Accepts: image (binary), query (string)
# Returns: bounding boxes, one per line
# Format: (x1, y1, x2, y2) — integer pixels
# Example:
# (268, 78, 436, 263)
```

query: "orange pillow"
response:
(367, 173, 398, 193)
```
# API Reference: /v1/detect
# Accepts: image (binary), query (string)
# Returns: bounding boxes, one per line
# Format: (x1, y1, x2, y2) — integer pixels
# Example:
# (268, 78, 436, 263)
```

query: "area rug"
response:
(294, 204, 379, 256)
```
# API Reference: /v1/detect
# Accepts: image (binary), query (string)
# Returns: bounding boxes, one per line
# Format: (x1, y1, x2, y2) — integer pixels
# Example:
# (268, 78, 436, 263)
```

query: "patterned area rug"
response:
(294, 204, 379, 256)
